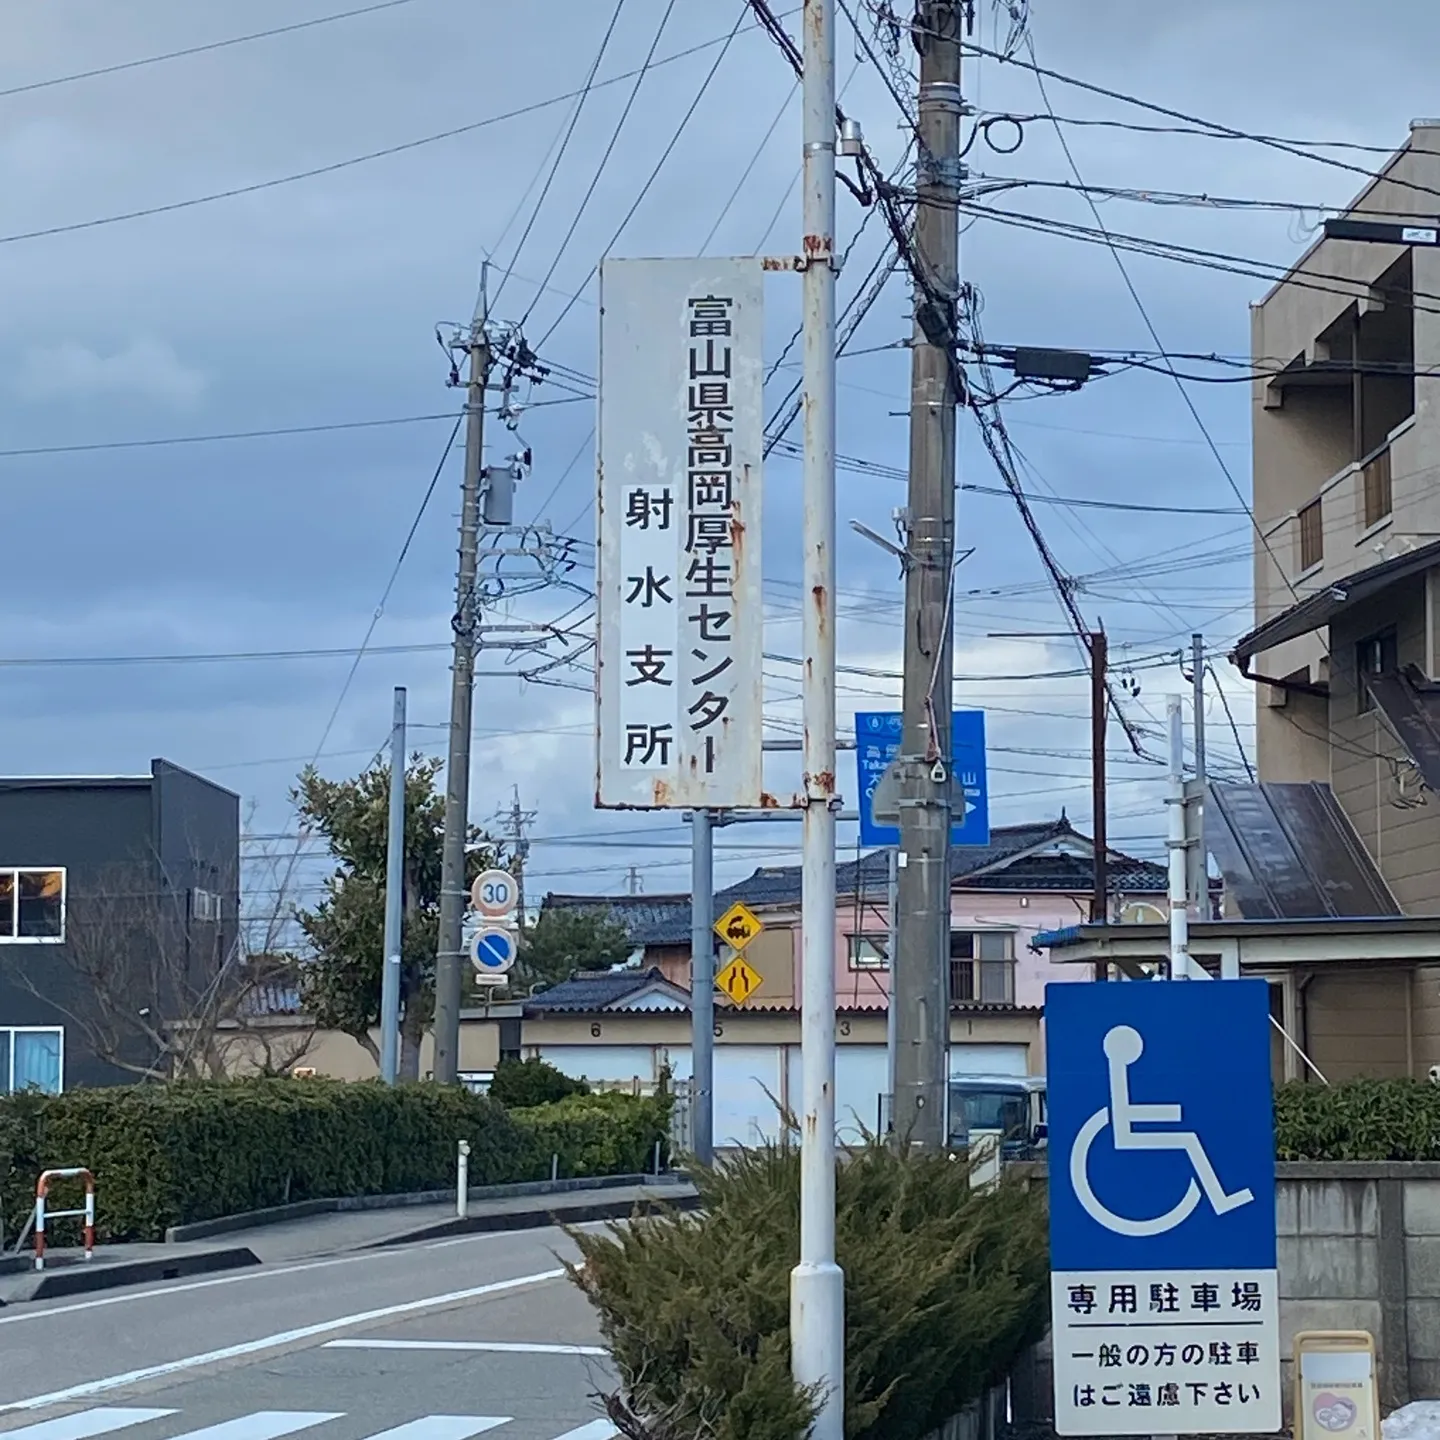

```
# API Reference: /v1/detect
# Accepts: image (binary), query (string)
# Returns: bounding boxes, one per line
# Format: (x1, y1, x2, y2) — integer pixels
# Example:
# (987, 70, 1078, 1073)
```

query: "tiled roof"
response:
(719, 818, 1171, 909)
(523, 966, 686, 1014)
(540, 892, 692, 947)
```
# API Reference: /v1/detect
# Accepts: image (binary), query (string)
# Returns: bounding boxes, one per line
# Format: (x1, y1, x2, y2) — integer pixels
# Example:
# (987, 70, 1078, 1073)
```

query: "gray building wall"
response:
(0, 762, 238, 1089)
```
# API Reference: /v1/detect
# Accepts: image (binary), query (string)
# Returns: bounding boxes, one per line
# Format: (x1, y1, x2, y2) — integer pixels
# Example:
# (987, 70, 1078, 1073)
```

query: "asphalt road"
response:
(0, 1224, 616, 1440)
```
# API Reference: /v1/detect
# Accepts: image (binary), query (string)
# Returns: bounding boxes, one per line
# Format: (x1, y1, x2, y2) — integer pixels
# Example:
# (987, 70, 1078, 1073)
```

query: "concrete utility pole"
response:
(791, 0, 844, 1432)
(380, 686, 406, 1085)
(504, 785, 534, 928)
(1090, 628, 1109, 928)
(893, 0, 964, 1152)
(433, 272, 492, 1086)
(1190, 632, 1208, 921)
(1166, 694, 1191, 980)
(690, 808, 715, 1167)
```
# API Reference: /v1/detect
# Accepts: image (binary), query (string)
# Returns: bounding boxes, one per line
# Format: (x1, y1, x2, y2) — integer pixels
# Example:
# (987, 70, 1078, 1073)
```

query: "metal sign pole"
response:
(791, 0, 845, 1433)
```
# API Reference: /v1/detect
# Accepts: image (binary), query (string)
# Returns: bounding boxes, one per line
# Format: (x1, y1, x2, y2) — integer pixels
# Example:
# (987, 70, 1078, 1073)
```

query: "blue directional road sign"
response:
(1045, 978, 1279, 1436)
(854, 710, 989, 848)
(469, 926, 518, 981)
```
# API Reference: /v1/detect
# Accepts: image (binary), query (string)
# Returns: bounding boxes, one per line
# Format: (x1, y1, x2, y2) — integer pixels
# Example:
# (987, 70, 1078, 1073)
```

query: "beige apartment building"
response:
(1233, 120, 1440, 915)
(1032, 123, 1440, 1084)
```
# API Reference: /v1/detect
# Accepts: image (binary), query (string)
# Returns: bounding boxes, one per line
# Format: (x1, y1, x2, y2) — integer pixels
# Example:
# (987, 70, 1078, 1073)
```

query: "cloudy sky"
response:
(0, 0, 1424, 919)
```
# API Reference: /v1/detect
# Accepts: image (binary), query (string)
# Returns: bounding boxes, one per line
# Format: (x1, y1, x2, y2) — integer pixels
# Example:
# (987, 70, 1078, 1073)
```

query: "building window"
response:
(1357, 628, 1398, 714)
(847, 933, 889, 969)
(0, 869, 65, 942)
(1363, 447, 1393, 529)
(950, 930, 1016, 1005)
(0, 1027, 63, 1093)
(191, 887, 222, 923)
(1298, 498, 1323, 571)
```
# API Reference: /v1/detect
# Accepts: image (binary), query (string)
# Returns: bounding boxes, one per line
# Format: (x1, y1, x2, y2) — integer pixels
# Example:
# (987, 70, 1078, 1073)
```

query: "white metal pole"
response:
(690, 809, 715, 1165)
(1166, 696, 1190, 981)
(792, 0, 845, 1433)
(456, 1140, 470, 1219)
(885, 845, 899, 1132)
(380, 686, 406, 1084)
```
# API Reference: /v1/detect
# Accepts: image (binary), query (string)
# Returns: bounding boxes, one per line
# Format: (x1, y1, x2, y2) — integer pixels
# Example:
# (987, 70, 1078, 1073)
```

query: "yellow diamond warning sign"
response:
(716, 954, 763, 1006)
(714, 901, 764, 952)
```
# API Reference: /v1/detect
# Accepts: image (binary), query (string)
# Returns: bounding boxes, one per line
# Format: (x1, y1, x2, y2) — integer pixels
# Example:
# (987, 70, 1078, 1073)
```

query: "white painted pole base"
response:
(791, 1260, 845, 1440)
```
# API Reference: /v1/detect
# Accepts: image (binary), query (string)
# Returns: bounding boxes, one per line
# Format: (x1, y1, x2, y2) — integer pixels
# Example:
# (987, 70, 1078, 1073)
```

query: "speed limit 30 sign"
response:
(470, 868, 517, 918)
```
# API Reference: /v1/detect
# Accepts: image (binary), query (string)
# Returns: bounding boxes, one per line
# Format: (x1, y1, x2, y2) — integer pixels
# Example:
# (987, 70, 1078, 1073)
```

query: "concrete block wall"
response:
(1012, 1162, 1440, 1422)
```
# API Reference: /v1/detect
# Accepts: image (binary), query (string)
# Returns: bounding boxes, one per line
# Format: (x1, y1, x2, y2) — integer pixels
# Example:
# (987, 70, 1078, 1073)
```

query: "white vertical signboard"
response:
(596, 257, 765, 808)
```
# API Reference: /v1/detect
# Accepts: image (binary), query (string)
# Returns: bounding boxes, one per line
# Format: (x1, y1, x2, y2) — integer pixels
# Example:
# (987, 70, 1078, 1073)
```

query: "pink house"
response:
(701, 815, 1170, 1013)
(541, 816, 1167, 1017)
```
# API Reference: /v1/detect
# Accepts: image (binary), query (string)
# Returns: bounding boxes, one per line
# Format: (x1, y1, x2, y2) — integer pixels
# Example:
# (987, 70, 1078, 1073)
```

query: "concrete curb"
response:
(0, 1245, 261, 1305)
(165, 1172, 684, 1244)
(362, 1185, 702, 1248)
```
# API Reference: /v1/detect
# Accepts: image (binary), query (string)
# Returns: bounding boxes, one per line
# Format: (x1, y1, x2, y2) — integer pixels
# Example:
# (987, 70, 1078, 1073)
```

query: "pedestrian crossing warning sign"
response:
(716, 954, 762, 1005)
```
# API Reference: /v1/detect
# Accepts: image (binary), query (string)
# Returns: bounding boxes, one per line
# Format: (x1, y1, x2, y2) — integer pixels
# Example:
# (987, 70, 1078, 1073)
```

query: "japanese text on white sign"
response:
(596, 257, 764, 807)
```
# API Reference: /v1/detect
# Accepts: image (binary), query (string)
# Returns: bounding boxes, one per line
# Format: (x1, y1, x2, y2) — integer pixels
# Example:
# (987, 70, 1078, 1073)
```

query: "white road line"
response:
(0, 1410, 177, 1440)
(324, 1340, 607, 1356)
(161, 1416, 341, 1440)
(549, 1423, 617, 1440)
(0, 1269, 566, 1413)
(357, 1420, 510, 1440)
(0, 1230, 527, 1330)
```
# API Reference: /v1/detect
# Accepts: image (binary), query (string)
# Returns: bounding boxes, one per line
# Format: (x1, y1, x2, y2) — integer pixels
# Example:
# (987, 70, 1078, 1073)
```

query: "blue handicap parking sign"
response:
(1045, 979, 1276, 1274)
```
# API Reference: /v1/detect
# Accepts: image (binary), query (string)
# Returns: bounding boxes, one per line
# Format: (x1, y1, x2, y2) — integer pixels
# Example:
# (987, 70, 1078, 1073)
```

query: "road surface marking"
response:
(324, 1339, 607, 1356)
(0, 1230, 535, 1330)
(159, 1416, 341, 1440)
(0, 1410, 176, 1440)
(356, 1420, 510, 1440)
(549, 1424, 617, 1440)
(0, 1269, 566, 1413)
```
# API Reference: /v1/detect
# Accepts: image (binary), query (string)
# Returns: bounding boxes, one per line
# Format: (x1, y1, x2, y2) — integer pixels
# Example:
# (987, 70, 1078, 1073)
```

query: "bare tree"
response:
(1, 845, 317, 1081)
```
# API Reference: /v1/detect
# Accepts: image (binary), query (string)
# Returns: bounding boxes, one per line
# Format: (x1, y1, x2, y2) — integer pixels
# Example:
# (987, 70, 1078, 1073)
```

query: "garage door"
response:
(538, 1045, 655, 1086)
(782, 1045, 888, 1144)
(714, 1046, 784, 1147)
(950, 1043, 1028, 1077)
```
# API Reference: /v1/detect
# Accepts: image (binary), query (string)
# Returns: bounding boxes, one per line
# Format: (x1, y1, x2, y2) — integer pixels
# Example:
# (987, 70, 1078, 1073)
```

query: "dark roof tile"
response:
(523, 966, 684, 1014)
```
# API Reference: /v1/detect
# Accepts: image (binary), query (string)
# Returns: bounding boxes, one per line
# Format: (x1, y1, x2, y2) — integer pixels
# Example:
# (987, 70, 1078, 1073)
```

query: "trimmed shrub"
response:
(0, 1078, 669, 1243)
(1275, 1076, 1440, 1161)
(571, 1140, 1049, 1440)
(517, 1090, 672, 1178)
(490, 1057, 589, 1109)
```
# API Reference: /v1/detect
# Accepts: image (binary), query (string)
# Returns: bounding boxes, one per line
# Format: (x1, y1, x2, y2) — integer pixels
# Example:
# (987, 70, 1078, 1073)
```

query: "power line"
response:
(0, 412, 460, 461)
(0, 17, 782, 249)
(960, 37, 1440, 211)
(534, 0, 753, 352)
(493, 0, 629, 314)
(519, 0, 678, 325)
(1020, 30, 1297, 608)
(0, 0, 421, 100)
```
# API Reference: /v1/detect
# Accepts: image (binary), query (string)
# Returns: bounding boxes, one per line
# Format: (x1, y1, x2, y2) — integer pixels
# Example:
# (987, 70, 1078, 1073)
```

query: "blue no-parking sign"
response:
(1044, 979, 1280, 1437)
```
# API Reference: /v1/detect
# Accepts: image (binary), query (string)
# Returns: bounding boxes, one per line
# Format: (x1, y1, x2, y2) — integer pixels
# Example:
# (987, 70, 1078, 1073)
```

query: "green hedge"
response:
(490, 1056, 589, 1109)
(0, 1078, 671, 1244)
(519, 1090, 672, 1178)
(572, 1140, 1049, 1440)
(1275, 1077, 1440, 1161)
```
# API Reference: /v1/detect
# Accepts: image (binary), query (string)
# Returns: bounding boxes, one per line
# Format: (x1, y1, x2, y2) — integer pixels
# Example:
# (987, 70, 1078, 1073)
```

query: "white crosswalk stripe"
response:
(0, 1411, 178, 1440)
(0, 1411, 614, 1440)
(358, 1422, 509, 1440)
(149, 1415, 342, 1440)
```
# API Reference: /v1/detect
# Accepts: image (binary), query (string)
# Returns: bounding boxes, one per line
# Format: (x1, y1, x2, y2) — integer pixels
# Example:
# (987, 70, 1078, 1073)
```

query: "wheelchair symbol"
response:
(1069, 1024, 1254, 1238)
